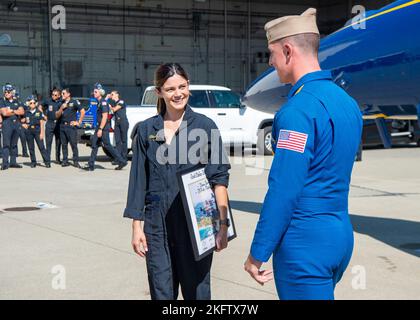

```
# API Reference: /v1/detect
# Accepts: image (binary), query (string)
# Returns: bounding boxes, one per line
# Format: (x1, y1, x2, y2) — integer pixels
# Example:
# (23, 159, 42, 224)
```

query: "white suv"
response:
(124, 85, 275, 154)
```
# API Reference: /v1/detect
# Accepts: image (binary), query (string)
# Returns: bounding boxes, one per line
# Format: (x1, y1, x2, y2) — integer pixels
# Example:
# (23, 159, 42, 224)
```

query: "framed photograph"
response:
(177, 165, 237, 261)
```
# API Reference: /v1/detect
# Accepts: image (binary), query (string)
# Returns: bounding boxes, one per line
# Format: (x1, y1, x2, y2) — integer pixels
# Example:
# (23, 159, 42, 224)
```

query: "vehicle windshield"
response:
(212, 90, 241, 108)
(142, 90, 158, 106)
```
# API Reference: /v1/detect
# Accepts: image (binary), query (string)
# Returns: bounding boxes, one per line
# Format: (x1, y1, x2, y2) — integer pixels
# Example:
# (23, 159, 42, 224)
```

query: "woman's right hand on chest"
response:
(131, 220, 148, 258)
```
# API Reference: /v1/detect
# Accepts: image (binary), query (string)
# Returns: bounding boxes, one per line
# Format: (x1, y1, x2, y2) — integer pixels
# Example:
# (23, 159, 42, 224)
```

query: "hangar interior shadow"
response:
(230, 200, 420, 258)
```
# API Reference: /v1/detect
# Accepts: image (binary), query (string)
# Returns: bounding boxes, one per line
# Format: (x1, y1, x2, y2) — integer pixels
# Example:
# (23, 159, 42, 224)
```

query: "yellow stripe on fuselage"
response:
(333, 0, 420, 34)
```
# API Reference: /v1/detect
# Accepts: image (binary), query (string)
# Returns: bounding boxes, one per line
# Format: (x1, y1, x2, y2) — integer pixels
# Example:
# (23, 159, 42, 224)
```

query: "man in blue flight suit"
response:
(244, 8, 363, 300)
(55, 88, 85, 168)
(42, 88, 62, 164)
(0, 84, 25, 170)
(85, 83, 127, 171)
(108, 90, 129, 163)
(22, 95, 51, 168)
(14, 90, 29, 158)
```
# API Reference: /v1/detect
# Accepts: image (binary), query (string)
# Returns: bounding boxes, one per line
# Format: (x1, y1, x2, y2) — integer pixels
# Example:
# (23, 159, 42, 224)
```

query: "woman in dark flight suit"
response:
(124, 63, 231, 300)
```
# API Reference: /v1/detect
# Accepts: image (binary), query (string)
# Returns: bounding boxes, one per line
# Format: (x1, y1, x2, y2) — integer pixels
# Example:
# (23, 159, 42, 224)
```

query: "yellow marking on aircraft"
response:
(362, 114, 418, 120)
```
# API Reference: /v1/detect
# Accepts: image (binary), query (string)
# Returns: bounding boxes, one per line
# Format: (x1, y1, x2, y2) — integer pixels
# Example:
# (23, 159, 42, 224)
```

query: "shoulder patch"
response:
(277, 129, 308, 153)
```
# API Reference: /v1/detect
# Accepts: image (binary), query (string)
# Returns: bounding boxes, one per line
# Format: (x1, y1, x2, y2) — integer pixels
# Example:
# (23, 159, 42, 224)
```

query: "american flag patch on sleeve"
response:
(277, 129, 308, 153)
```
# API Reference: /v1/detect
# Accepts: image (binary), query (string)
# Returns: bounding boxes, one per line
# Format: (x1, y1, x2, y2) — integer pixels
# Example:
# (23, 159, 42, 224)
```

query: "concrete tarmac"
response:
(0, 145, 419, 300)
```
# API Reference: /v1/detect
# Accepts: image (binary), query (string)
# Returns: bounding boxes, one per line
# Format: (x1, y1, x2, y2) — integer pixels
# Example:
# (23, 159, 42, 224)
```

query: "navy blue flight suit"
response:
(16, 99, 29, 157)
(110, 99, 129, 161)
(43, 98, 62, 163)
(88, 97, 126, 169)
(58, 98, 82, 165)
(124, 105, 230, 300)
(0, 97, 23, 169)
(24, 109, 50, 167)
(250, 70, 363, 300)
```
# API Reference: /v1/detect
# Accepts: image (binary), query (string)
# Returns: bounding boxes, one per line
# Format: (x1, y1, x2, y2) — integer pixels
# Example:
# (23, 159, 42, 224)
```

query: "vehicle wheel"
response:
(258, 126, 273, 155)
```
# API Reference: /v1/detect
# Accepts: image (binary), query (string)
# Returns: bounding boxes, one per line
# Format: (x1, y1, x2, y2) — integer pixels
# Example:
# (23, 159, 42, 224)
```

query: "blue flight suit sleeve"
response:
(124, 124, 147, 220)
(204, 119, 231, 188)
(250, 104, 316, 262)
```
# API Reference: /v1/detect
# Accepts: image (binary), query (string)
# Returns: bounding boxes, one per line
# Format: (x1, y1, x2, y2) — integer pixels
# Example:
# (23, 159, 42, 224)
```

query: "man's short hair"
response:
(62, 88, 71, 95)
(279, 33, 320, 57)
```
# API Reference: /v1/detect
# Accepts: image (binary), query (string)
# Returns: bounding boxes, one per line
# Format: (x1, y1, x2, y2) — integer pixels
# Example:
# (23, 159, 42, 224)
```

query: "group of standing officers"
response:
(0, 83, 128, 171)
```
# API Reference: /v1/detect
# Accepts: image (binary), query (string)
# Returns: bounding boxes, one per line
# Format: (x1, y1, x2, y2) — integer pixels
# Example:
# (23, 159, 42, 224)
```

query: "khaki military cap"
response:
(265, 8, 320, 43)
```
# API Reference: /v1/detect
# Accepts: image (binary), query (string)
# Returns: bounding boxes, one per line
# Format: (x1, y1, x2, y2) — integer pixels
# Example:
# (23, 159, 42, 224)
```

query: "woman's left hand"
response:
(215, 226, 228, 252)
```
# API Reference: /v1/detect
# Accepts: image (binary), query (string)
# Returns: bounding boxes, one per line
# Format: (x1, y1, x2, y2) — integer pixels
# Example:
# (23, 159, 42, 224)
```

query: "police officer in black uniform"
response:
(86, 83, 127, 171)
(43, 88, 62, 164)
(14, 90, 29, 158)
(22, 95, 51, 168)
(108, 90, 129, 163)
(0, 84, 24, 170)
(55, 88, 85, 168)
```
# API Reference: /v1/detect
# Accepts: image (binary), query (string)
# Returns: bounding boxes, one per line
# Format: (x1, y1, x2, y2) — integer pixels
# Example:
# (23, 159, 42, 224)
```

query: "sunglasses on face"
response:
(29, 101, 36, 105)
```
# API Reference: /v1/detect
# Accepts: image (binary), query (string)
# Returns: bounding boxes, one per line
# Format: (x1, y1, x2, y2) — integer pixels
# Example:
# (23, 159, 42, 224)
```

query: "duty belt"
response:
(30, 125, 40, 129)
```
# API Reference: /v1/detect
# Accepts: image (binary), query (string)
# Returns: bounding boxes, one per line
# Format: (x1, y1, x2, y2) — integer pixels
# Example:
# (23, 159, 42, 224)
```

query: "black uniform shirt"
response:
(44, 98, 62, 121)
(25, 109, 45, 128)
(0, 97, 20, 121)
(113, 99, 127, 120)
(96, 98, 110, 130)
(61, 98, 82, 123)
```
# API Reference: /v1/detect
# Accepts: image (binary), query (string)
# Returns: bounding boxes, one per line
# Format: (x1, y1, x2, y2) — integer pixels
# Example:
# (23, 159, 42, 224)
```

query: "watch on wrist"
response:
(219, 218, 230, 227)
